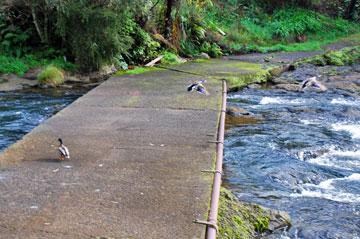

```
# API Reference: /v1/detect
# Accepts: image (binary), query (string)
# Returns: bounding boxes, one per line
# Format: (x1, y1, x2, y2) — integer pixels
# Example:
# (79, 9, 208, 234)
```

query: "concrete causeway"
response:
(0, 60, 250, 238)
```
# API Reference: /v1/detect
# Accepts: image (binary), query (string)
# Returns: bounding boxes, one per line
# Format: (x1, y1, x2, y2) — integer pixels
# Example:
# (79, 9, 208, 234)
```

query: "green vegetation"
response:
(218, 187, 290, 239)
(161, 52, 186, 65)
(206, 7, 360, 53)
(115, 67, 162, 76)
(299, 46, 360, 66)
(0, 55, 76, 76)
(0, 1, 359, 76)
(212, 61, 275, 90)
(37, 66, 65, 86)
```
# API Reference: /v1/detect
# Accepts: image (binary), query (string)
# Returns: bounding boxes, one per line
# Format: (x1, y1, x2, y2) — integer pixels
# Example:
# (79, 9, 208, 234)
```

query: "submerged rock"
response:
(227, 106, 251, 116)
(226, 114, 262, 129)
(272, 84, 300, 92)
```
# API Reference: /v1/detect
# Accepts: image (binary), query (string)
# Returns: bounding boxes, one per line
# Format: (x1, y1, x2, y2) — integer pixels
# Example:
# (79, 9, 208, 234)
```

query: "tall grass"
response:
(205, 7, 360, 53)
(0, 55, 77, 76)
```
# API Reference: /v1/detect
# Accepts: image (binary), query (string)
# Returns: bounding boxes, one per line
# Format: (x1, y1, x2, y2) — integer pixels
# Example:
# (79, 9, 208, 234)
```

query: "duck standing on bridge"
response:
(187, 80, 209, 95)
(58, 138, 70, 161)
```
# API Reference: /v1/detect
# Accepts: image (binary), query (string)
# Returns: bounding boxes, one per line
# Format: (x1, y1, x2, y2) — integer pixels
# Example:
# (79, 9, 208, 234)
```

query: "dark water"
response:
(0, 89, 85, 152)
(225, 89, 360, 238)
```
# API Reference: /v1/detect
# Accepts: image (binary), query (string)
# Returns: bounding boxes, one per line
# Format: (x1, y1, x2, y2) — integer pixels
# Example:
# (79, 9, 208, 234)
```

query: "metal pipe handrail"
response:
(206, 80, 227, 239)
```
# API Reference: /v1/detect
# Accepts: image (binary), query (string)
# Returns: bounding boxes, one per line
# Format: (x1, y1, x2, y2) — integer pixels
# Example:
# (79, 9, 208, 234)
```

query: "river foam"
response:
(260, 97, 306, 105)
(331, 123, 360, 139)
(301, 146, 360, 170)
(331, 98, 359, 106)
(291, 173, 360, 203)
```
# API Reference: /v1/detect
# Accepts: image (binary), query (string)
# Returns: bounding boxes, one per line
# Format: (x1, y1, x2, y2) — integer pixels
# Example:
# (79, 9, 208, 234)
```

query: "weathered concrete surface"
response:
(0, 60, 250, 239)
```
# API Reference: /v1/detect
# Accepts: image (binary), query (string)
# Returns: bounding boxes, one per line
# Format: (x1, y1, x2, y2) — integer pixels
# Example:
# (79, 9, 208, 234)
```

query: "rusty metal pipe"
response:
(206, 80, 227, 239)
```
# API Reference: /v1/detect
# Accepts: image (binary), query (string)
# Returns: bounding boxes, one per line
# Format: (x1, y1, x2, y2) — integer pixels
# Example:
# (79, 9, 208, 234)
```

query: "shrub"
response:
(37, 65, 64, 86)
(0, 55, 29, 75)
(127, 26, 161, 64)
(161, 51, 185, 64)
(57, 2, 134, 71)
(200, 42, 223, 57)
(0, 13, 31, 57)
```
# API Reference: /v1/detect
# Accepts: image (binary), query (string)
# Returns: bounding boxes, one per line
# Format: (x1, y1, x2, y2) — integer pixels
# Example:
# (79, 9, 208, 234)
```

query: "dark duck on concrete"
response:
(187, 79, 209, 95)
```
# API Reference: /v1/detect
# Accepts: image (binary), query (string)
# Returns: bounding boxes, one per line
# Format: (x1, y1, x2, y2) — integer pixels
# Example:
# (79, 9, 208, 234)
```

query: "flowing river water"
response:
(225, 86, 360, 238)
(0, 88, 85, 152)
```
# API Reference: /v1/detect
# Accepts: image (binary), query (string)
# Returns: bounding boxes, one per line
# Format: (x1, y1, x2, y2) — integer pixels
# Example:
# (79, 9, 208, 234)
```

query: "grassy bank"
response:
(0, 54, 76, 76)
(205, 7, 360, 54)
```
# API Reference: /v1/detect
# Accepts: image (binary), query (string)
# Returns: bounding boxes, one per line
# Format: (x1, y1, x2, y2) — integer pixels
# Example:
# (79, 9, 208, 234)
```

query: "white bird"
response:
(301, 76, 327, 91)
(58, 138, 70, 161)
(187, 80, 209, 95)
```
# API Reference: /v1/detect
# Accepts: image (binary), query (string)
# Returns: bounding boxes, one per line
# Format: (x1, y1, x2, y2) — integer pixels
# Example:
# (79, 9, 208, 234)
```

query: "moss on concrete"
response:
(218, 187, 291, 239)
(115, 67, 162, 76)
(222, 70, 270, 90)
(298, 46, 360, 66)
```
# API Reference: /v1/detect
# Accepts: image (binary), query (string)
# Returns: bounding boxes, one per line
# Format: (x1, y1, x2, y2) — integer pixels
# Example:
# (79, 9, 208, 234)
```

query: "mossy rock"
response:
(218, 187, 291, 239)
(298, 46, 360, 67)
(324, 51, 348, 66)
(37, 66, 64, 87)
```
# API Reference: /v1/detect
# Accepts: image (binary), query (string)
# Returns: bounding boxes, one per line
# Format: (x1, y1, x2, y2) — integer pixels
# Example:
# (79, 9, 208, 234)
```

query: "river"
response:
(0, 88, 85, 152)
(225, 84, 360, 238)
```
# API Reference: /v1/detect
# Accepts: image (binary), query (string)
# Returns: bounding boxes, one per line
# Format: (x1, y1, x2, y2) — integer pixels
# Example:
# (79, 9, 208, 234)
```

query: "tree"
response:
(345, 0, 358, 20)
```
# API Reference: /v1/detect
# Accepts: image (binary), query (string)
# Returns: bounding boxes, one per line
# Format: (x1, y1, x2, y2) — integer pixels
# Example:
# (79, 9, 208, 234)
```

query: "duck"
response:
(301, 76, 327, 92)
(58, 138, 70, 161)
(187, 80, 209, 95)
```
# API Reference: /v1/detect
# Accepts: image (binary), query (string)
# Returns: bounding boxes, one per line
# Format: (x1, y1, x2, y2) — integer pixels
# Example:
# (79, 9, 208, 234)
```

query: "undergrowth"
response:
(205, 7, 360, 54)
(37, 65, 65, 86)
(0, 55, 77, 76)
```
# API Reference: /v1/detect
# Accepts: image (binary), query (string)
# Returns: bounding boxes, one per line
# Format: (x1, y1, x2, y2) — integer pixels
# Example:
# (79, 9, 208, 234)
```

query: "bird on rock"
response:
(301, 76, 327, 92)
(58, 138, 70, 161)
(187, 80, 209, 95)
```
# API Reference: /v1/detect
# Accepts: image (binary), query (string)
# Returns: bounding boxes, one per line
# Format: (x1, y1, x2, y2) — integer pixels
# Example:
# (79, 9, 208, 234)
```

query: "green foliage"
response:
(300, 46, 360, 66)
(37, 65, 64, 86)
(161, 51, 185, 64)
(219, 8, 360, 53)
(200, 42, 222, 57)
(0, 54, 76, 76)
(57, 1, 134, 71)
(0, 55, 29, 75)
(254, 216, 270, 233)
(0, 13, 31, 57)
(115, 66, 161, 76)
(270, 8, 322, 38)
(127, 26, 161, 64)
(218, 188, 279, 239)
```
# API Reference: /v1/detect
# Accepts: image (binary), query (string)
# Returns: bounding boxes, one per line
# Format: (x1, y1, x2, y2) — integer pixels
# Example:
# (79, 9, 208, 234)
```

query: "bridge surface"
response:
(0, 60, 251, 239)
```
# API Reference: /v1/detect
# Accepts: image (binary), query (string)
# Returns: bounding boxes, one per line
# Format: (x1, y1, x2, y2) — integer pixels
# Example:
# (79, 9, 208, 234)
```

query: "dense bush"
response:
(0, 13, 31, 57)
(127, 26, 161, 64)
(37, 65, 64, 86)
(0, 0, 359, 74)
(216, 7, 360, 53)
(57, 1, 134, 71)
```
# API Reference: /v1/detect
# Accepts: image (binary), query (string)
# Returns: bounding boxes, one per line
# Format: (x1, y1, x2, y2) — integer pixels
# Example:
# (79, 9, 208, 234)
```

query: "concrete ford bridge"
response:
(0, 60, 248, 239)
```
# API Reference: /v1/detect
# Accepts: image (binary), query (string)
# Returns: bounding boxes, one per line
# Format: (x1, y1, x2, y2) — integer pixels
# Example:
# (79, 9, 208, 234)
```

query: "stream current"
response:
(0, 89, 85, 152)
(225, 88, 360, 238)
